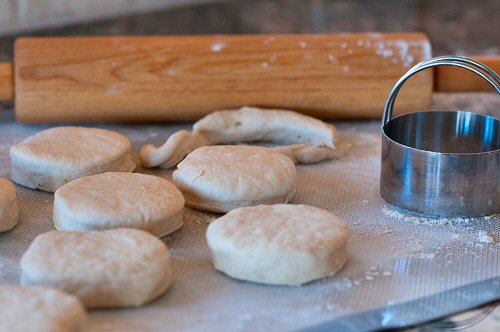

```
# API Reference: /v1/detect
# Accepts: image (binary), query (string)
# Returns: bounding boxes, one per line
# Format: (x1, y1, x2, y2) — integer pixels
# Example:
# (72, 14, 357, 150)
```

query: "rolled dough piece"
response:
(173, 145, 296, 213)
(21, 228, 172, 309)
(54, 172, 184, 237)
(10, 126, 136, 192)
(139, 107, 339, 168)
(269, 130, 352, 164)
(140, 130, 211, 168)
(0, 286, 86, 332)
(270, 144, 342, 164)
(206, 204, 350, 285)
(0, 177, 19, 232)
(194, 106, 336, 147)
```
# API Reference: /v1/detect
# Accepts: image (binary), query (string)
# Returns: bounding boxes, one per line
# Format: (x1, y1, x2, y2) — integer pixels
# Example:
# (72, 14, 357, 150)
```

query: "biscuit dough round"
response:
(0, 286, 86, 332)
(10, 127, 135, 192)
(54, 172, 184, 236)
(173, 145, 296, 213)
(0, 177, 19, 232)
(206, 204, 350, 285)
(21, 228, 173, 309)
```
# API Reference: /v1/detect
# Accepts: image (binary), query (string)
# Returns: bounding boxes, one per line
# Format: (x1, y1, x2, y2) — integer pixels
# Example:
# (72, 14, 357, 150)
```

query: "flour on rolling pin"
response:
(212, 35, 428, 71)
(10, 33, 433, 123)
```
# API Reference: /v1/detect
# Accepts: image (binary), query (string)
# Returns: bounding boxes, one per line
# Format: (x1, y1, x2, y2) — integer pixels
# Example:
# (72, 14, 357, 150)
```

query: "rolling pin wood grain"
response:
(434, 55, 500, 92)
(4, 33, 434, 123)
(0, 63, 13, 100)
(1, 33, 498, 123)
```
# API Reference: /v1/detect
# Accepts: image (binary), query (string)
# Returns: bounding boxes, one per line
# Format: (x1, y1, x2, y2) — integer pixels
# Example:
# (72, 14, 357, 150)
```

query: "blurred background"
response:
(0, 0, 499, 61)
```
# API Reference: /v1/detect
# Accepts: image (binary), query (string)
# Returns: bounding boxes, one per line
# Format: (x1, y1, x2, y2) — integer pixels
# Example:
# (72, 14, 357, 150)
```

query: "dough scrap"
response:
(0, 177, 19, 232)
(54, 172, 184, 237)
(270, 144, 341, 164)
(193, 106, 336, 147)
(10, 126, 135, 192)
(139, 130, 211, 168)
(139, 107, 339, 168)
(269, 132, 352, 163)
(0, 286, 86, 332)
(21, 228, 172, 309)
(173, 145, 296, 213)
(206, 204, 350, 286)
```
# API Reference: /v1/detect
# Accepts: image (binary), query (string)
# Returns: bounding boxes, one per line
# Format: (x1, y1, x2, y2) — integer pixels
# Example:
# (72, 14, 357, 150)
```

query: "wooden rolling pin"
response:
(0, 33, 498, 123)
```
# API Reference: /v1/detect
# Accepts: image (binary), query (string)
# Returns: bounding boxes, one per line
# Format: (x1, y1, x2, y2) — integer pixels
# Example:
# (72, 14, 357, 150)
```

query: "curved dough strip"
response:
(139, 131, 212, 168)
(193, 106, 336, 147)
(270, 145, 340, 164)
(140, 107, 341, 168)
(270, 135, 351, 164)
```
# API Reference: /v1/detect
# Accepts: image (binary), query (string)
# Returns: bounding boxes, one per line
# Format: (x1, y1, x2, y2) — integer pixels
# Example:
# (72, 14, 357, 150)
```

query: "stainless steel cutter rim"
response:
(382, 56, 500, 127)
(382, 110, 500, 156)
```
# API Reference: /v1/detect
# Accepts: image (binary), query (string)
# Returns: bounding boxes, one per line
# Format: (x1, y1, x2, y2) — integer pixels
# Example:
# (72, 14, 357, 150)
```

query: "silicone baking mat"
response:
(0, 93, 498, 331)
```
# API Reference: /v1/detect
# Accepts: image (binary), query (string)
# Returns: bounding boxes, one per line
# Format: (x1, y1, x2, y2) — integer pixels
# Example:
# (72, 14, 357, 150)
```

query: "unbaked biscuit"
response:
(173, 145, 296, 213)
(21, 228, 172, 309)
(0, 286, 86, 332)
(10, 127, 135, 192)
(54, 172, 184, 236)
(206, 204, 349, 285)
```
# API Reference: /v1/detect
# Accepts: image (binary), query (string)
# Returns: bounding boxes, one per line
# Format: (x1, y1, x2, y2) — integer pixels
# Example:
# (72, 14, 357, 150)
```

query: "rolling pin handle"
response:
(0, 62, 14, 101)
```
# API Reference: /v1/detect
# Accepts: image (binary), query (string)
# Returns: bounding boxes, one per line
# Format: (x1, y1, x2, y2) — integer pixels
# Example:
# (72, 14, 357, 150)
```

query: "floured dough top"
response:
(193, 106, 336, 147)
(0, 177, 16, 207)
(21, 228, 172, 308)
(21, 229, 170, 283)
(208, 204, 349, 254)
(54, 172, 184, 232)
(10, 126, 133, 172)
(173, 145, 296, 203)
(0, 286, 86, 332)
(206, 204, 350, 285)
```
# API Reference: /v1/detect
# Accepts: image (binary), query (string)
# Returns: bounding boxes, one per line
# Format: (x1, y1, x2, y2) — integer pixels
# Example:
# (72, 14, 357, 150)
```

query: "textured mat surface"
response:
(0, 93, 498, 331)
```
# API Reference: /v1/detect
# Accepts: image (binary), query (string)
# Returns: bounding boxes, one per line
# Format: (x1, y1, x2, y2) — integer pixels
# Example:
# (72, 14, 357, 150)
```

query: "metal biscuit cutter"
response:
(381, 56, 500, 217)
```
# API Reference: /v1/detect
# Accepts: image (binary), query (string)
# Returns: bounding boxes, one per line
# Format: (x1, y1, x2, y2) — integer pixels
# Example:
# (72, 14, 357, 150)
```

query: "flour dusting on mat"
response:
(381, 206, 474, 227)
(478, 230, 495, 244)
(1, 93, 499, 331)
(382, 205, 499, 245)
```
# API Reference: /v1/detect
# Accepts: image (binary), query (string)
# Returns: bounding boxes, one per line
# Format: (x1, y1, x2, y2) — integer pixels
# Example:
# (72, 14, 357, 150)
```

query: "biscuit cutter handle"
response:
(0, 62, 13, 101)
(383, 56, 500, 126)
